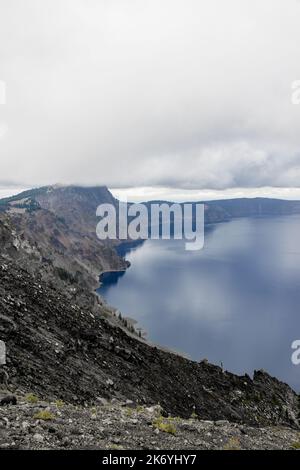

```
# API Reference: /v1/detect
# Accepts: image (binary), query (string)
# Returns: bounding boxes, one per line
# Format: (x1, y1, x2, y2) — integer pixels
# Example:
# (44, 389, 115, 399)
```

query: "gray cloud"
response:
(1, 0, 300, 192)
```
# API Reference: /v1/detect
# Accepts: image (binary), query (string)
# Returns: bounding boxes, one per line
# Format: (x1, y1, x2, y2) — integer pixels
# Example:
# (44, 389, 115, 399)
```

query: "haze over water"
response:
(98, 215, 300, 391)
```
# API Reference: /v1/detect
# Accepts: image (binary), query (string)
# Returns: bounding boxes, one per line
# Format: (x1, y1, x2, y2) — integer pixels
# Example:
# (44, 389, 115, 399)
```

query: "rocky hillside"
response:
(1, 399, 300, 450)
(0, 255, 299, 428)
(0, 184, 118, 233)
(0, 186, 127, 292)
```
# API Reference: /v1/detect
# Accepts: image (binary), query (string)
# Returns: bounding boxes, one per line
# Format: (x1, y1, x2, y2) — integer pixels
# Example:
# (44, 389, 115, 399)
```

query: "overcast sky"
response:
(1, 0, 300, 200)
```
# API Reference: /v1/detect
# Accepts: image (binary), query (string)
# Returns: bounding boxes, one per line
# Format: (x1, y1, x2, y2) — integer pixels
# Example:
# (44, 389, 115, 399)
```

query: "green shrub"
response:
(26, 393, 39, 404)
(34, 410, 55, 421)
(291, 441, 300, 450)
(55, 400, 64, 408)
(153, 416, 176, 435)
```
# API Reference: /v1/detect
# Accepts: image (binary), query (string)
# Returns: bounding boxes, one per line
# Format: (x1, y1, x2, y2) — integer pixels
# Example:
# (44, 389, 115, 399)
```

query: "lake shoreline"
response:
(95, 216, 300, 392)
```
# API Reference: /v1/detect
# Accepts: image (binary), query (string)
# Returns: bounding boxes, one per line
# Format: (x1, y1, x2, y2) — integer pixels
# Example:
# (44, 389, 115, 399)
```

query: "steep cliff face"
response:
(0, 186, 127, 292)
(34, 185, 118, 233)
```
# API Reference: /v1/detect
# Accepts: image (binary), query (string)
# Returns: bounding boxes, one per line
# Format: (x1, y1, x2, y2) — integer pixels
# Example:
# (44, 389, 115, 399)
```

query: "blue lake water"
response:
(98, 215, 300, 391)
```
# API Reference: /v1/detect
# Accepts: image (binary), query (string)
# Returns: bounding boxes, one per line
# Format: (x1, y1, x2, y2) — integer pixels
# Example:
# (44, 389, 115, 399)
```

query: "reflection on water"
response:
(98, 215, 300, 391)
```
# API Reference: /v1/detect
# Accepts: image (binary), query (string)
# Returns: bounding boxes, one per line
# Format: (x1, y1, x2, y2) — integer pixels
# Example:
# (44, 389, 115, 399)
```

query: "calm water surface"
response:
(98, 215, 300, 391)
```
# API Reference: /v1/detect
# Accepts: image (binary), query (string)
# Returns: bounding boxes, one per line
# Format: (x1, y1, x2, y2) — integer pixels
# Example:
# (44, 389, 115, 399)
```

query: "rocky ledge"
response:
(1, 398, 300, 450)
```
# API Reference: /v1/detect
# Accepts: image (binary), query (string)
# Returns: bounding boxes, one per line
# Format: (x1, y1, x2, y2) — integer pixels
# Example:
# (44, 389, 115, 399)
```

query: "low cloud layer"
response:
(1, 0, 300, 192)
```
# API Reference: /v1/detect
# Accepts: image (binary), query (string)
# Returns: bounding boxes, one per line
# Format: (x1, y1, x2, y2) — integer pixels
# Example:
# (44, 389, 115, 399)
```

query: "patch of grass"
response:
(153, 416, 176, 435)
(223, 436, 241, 451)
(55, 400, 64, 408)
(34, 410, 55, 421)
(109, 444, 124, 450)
(26, 393, 39, 404)
(136, 405, 145, 413)
(124, 407, 133, 417)
(291, 441, 300, 450)
(166, 416, 182, 424)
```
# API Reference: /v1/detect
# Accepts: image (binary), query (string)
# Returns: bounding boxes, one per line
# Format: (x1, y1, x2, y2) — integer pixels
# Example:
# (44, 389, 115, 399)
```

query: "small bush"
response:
(34, 410, 55, 421)
(153, 416, 176, 435)
(136, 405, 145, 413)
(26, 393, 39, 404)
(55, 400, 64, 408)
(291, 441, 300, 450)
(110, 444, 124, 450)
(124, 407, 133, 417)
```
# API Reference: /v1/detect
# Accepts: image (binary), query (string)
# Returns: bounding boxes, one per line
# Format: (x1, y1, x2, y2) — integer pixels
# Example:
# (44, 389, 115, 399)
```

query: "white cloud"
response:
(0, 0, 300, 191)
(111, 186, 300, 203)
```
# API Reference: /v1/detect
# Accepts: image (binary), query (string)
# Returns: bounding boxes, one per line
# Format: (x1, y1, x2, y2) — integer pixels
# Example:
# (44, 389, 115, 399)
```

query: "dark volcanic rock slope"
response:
(0, 257, 299, 428)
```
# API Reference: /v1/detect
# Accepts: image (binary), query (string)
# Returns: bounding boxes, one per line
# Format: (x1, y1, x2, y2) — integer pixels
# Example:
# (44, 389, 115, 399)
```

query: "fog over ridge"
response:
(0, 0, 300, 197)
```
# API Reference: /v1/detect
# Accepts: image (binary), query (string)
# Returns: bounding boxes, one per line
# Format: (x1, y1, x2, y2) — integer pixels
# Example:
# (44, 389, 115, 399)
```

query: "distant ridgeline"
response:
(1, 185, 300, 223)
(203, 197, 300, 222)
(142, 197, 300, 227)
